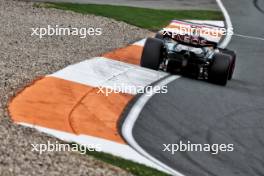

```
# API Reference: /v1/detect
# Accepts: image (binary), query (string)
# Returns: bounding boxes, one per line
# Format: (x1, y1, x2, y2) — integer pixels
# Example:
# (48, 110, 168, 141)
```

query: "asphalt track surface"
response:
(131, 0, 264, 175)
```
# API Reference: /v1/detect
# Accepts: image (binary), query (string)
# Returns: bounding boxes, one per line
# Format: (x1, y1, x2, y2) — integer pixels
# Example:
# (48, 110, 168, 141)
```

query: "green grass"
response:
(70, 143, 169, 176)
(35, 3, 223, 31)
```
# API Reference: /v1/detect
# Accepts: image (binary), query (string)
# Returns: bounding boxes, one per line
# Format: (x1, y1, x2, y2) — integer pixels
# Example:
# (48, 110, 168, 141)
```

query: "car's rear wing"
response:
(161, 20, 228, 46)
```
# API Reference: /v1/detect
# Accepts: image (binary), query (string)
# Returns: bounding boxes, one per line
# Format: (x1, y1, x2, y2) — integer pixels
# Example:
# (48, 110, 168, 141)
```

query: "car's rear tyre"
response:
(219, 49, 236, 80)
(155, 33, 164, 40)
(141, 37, 164, 70)
(209, 53, 231, 86)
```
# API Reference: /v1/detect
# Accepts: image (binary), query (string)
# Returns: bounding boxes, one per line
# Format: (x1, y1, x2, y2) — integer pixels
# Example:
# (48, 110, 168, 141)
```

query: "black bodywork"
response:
(159, 32, 218, 80)
(141, 30, 236, 85)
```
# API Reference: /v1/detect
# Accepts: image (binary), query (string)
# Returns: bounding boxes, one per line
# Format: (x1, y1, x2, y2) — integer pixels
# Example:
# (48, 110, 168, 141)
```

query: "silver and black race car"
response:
(140, 20, 236, 85)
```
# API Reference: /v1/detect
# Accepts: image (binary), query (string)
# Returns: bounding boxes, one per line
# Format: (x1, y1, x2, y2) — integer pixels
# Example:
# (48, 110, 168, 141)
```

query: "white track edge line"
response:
(121, 75, 184, 176)
(17, 122, 169, 172)
(233, 33, 264, 41)
(216, 0, 233, 49)
(121, 0, 233, 175)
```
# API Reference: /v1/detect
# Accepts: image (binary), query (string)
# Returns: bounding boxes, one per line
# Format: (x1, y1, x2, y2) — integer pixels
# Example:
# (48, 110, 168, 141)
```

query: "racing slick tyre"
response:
(219, 49, 236, 80)
(141, 37, 164, 70)
(155, 33, 164, 40)
(209, 53, 232, 86)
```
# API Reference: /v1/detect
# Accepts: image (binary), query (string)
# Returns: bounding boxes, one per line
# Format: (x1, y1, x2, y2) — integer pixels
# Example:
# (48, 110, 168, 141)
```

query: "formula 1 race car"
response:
(140, 20, 236, 85)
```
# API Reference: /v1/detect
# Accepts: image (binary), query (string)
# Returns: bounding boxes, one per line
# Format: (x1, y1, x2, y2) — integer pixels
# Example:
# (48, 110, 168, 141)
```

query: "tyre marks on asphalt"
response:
(253, 0, 264, 14)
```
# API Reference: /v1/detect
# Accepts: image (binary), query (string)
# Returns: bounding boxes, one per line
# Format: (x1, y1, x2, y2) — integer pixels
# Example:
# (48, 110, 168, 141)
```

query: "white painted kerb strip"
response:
(50, 57, 168, 95)
(18, 122, 169, 173)
(188, 20, 225, 27)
